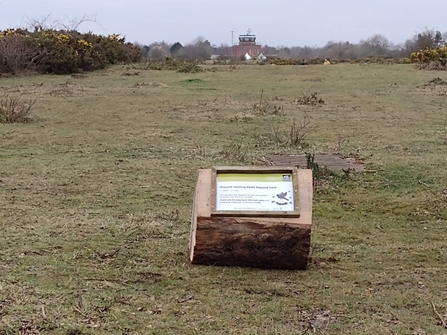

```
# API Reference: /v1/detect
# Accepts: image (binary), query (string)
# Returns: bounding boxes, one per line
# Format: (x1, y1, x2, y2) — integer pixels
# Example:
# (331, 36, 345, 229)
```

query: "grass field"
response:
(1, 62, 447, 335)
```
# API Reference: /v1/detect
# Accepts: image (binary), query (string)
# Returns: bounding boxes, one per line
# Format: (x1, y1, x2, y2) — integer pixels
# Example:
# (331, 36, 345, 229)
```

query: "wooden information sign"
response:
(190, 166, 313, 270)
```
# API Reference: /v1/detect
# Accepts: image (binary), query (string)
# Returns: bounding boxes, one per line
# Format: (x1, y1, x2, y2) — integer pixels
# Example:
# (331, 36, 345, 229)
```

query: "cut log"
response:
(189, 168, 313, 270)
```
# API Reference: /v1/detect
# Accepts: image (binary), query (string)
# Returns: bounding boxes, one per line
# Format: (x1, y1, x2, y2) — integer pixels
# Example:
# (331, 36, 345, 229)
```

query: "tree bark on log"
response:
(193, 217, 311, 269)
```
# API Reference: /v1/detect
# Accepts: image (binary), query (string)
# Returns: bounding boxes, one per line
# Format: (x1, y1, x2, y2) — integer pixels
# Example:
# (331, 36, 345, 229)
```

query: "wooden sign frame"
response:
(210, 166, 300, 218)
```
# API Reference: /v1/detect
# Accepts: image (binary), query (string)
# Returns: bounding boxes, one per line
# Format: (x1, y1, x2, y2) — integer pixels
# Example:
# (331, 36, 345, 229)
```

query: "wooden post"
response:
(189, 168, 313, 270)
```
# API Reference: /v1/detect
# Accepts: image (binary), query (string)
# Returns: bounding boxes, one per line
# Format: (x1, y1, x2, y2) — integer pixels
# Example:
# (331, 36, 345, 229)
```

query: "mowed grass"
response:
(1, 63, 447, 335)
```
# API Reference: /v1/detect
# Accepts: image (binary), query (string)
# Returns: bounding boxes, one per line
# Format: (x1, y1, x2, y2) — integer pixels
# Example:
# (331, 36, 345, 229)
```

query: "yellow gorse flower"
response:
(41, 31, 71, 44)
(5, 29, 18, 36)
(108, 33, 120, 41)
(0, 29, 33, 40)
(77, 39, 93, 49)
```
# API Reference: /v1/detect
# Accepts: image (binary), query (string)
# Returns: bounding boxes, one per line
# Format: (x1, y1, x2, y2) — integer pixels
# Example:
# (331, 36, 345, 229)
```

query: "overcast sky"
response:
(1, 0, 446, 47)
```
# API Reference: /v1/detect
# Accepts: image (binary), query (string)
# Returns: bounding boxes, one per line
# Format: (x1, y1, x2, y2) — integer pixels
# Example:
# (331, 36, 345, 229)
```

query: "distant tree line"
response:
(1, 20, 445, 76)
(137, 36, 213, 61)
(142, 29, 446, 61)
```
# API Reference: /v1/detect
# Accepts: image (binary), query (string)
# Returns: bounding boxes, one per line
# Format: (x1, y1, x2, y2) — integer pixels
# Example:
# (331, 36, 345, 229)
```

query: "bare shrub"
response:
(0, 96, 36, 123)
(24, 13, 103, 32)
(304, 153, 341, 190)
(271, 112, 313, 147)
(219, 142, 248, 162)
(252, 89, 284, 115)
(0, 35, 47, 75)
(295, 92, 324, 106)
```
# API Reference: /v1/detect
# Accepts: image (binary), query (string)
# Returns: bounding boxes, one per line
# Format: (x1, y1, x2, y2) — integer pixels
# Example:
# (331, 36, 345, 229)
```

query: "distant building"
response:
(233, 30, 262, 59)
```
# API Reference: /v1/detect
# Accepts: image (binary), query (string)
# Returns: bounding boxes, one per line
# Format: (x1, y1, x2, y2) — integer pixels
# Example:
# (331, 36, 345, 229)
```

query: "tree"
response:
(316, 41, 359, 59)
(213, 43, 232, 58)
(169, 42, 183, 56)
(146, 41, 169, 59)
(360, 34, 391, 56)
(396, 29, 443, 57)
(148, 46, 167, 59)
(178, 36, 213, 60)
(413, 29, 443, 50)
(142, 45, 150, 58)
(277, 46, 291, 58)
(434, 31, 444, 47)
(261, 45, 278, 56)
(133, 42, 150, 59)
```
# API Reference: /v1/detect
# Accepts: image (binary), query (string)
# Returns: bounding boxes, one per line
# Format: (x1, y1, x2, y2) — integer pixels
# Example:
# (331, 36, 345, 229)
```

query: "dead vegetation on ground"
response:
(130, 81, 168, 88)
(295, 92, 325, 106)
(48, 81, 84, 96)
(417, 77, 447, 96)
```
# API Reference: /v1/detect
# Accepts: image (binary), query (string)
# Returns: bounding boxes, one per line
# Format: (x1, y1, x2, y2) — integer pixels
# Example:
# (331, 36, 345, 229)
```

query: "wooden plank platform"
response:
(266, 154, 366, 172)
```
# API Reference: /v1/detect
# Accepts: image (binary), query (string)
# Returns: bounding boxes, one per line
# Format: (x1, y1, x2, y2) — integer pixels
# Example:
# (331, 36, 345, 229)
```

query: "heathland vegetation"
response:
(1, 19, 447, 77)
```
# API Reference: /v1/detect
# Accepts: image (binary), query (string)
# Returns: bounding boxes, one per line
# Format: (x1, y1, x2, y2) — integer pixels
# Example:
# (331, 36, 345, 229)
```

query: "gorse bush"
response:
(0, 28, 142, 75)
(410, 46, 447, 70)
(139, 56, 203, 73)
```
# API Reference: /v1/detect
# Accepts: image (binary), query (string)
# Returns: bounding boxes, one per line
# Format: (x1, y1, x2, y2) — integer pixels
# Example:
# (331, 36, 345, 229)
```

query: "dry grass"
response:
(0, 64, 447, 334)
